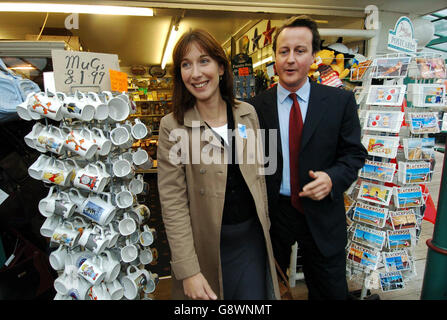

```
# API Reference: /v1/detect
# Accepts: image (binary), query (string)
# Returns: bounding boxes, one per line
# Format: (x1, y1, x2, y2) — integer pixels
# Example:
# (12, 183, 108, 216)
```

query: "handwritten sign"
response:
(110, 69, 128, 92)
(51, 50, 120, 93)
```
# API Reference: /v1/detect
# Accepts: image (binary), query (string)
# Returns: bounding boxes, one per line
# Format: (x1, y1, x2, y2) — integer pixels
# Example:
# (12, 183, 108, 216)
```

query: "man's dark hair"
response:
(273, 15, 321, 54)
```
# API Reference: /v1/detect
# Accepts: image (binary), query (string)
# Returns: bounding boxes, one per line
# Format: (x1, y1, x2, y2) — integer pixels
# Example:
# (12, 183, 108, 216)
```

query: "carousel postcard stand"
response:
(19, 83, 158, 300)
(344, 52, 444, 299)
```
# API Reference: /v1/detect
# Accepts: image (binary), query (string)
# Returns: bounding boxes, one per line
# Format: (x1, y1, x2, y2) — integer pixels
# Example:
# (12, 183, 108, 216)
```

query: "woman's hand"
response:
(183, 272, 218, 300)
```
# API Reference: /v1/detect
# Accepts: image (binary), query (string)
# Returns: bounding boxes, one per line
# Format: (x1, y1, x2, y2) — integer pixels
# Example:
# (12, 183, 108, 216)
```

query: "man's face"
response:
(275, 26, 315, 92)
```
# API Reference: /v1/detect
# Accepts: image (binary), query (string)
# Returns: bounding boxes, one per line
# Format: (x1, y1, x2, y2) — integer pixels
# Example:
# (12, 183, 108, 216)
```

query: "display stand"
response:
(344, 52, 445, 298)
(19, 86, 159, 300)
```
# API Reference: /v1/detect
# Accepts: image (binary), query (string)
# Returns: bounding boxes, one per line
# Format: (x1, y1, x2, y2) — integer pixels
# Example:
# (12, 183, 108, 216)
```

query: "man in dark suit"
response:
(250, 16, 367, 300)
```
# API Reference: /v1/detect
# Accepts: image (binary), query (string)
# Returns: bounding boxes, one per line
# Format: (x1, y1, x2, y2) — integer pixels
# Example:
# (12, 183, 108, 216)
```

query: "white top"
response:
(210, 123, 229, 145)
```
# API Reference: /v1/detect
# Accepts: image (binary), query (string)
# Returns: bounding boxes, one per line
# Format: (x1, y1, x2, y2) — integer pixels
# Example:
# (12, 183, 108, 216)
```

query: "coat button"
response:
(200, 188, 205, 195)
(200, 168, 206, 174)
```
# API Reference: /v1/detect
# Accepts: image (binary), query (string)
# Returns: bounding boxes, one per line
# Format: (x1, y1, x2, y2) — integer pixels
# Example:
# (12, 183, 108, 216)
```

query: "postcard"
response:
(350, 60, 372, 81)
(398, 161, 431, 184)
(383, 250, 411, 272)
(353, 86, 368, 104)
(359, 159, 396, 183)
(415, 57, 446, 79)
(366, 85, 406, 106)
(362, 135, 400, 159)
(387, 229, 415, 250)
(347, 242, 380, 270)
(363, 110, 404, 133)
(403, 137, 435, 160)
(442, 112, 447, 132)
(358, 181, 394, 206)
(371, 57, 411, 78)
(379, 271, 405, 292)
(352, 224, 386, 251)
(389, 209, 417, 230)
(393, 186, 424, 208)
(353, 201, 388, 228)
(408, 112, 440, 134)
(407, 84, 445, 107)
(343, 193, 356, 214)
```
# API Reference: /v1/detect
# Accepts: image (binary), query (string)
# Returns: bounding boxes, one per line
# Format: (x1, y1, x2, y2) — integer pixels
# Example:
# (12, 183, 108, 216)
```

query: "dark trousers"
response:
(271, 196, 348, 300)
(220, 217, 267, 300)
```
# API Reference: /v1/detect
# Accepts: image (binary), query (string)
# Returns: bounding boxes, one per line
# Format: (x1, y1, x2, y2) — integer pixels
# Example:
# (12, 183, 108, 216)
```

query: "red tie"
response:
(289, 93, 303, 212)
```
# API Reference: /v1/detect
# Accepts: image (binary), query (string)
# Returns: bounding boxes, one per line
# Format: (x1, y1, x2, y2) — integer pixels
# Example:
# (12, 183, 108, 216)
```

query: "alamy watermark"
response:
(165, 122, 278, 175)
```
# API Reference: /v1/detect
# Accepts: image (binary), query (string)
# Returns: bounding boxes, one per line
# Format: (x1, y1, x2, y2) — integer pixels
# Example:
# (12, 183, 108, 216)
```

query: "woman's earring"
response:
(219, 75, 223, 81)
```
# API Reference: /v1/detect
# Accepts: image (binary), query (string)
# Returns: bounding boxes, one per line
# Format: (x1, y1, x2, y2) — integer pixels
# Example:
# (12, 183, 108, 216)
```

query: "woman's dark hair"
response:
(171, 29, 235, 124)
(273, 15, 321, 55)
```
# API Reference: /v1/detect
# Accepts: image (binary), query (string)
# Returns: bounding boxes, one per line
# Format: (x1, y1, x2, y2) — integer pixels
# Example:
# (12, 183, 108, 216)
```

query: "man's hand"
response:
(183, 272, 218, 300)
(299, 170, 332, 201)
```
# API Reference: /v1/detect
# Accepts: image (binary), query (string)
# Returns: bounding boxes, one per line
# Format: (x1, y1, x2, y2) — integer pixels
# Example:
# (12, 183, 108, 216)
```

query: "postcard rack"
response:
(344, 52, 445, 298)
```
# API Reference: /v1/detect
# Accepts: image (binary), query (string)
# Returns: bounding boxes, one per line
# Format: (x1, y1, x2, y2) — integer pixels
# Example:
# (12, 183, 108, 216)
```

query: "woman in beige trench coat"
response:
(157, 29, 280, 300)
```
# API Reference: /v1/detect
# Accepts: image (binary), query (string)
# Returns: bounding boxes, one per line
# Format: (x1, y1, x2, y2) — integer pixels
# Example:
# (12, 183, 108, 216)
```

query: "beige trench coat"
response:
(157, 100, 280, 300)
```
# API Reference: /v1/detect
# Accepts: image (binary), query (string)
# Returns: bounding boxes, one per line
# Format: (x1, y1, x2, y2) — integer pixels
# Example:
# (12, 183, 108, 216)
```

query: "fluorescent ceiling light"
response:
(253, 56, 273, 68)
(0, 3, 153, 16)
(161, 25, 179, 70)
(9, 66, 35, 70)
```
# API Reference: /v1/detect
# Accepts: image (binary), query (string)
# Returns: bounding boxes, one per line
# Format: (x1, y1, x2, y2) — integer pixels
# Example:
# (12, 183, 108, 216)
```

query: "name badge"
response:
(238, 123, 247, 139)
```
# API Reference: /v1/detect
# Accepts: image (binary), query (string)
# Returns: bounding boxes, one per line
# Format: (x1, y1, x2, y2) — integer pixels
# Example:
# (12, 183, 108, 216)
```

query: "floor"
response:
(151, 148, 444, 301)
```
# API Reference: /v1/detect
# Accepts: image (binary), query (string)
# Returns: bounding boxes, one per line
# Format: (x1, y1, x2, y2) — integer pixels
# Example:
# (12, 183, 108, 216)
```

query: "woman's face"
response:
(180, 42, 224, 105)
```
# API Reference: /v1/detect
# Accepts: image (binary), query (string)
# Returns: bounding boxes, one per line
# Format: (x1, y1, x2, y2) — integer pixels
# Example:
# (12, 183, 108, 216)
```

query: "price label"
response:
(52, 50, 120, 92)
(238, 67, 250, 76)
(110, 69, 128, 92)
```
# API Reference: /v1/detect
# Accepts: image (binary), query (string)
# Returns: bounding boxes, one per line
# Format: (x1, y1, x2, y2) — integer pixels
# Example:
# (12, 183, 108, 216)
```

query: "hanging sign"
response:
(387, 16, 417, 54)
(51, 50, 120, 92)
(110, 69, 128, 92)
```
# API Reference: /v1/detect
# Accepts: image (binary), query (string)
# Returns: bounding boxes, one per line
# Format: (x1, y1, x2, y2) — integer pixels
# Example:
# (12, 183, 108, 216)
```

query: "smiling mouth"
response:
(192, 81, 209, 88)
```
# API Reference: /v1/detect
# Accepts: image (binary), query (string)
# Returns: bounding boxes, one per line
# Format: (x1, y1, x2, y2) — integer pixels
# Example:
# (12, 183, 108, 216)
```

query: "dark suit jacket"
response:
(250, 82, 367, 257)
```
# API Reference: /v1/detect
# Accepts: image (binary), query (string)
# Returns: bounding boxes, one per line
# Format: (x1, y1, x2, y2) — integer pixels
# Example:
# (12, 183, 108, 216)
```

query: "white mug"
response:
(41, 158, 75, 187)
(115, 185, 134, 209)
(40, 215, 62, 237)
(88, 282, 111, 300)
(38, 185, 58, 217)
(86, 92, 108, 121)
(28, 92, 63, 121)
(139, 225, 154, 247)
(131, 118, 149, 140)
(24, 122, 45, 149)
(54, 272, 73, 295)
(132, 148, 152, 170)
(44, 191, 76, 219)
(118, 212, 137, 236)
(100, 250, 121, 283)
(92, 127, 112, 156)
(63, 127, 98, 159)
(35, 125, 65, 155)
(143, 272, 158, 294)
(107, 92, 130, 122)
(78, 225, 110, 255)
(67, 276, 92, 300)
(106, 279, 124, 300)
(120, 239, 139, 263)
(28, 154, 51, 180)
(139, 246, 153, 265)
(112, 156, 134, 179)
(73, 161, 110, 193)
(68, 188, 88, 214)
(58, 92, 95, 121)
(49, 245, 69, 271)
(79, 193, 117, 226)
(17, 93, 36, 121)
(104, 222, 120, 248)
(128, 174, 144, 195)
(51, 221, 80, 247)
(131, 204, 151, 225)
(78, 255, 106, 285)
(110, 124, 132, 148)
(121, 265, 150, 300)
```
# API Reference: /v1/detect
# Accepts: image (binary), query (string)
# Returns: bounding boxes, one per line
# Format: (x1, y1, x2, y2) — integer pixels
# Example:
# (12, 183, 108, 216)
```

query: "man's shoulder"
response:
(249, 86, 277, 107)
(311, 82, 353, 98)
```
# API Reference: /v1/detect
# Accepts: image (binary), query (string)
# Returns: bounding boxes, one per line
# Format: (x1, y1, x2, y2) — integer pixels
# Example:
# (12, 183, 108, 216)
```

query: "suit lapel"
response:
(300, 82, 329, 151)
